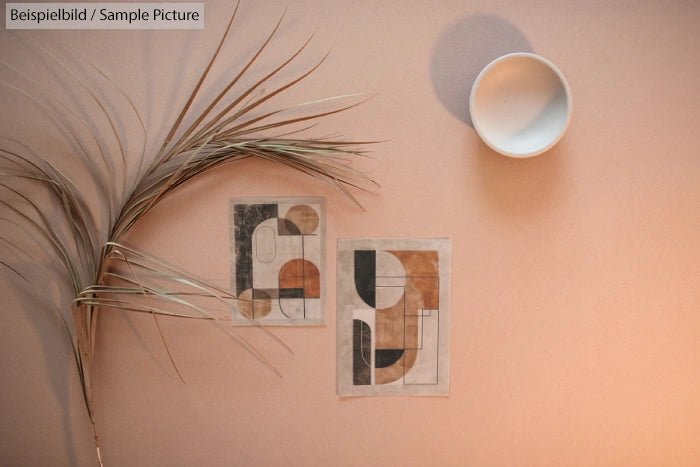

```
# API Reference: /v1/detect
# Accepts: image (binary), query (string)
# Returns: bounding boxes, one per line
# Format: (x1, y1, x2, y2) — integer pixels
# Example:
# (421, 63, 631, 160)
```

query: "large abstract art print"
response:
(229, 197, 325, 325)
(336, 238, 451, 396)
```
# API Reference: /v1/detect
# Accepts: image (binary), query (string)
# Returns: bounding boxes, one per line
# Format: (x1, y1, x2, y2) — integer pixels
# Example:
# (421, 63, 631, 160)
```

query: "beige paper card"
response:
(337, 238, 451, 396)
(229, 197, 325, 325)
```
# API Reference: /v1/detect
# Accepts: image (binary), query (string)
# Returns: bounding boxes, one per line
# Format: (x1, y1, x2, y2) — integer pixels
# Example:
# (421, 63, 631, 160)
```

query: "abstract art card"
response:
(336, 238, 451, 396)
(229, 197, 325, 325)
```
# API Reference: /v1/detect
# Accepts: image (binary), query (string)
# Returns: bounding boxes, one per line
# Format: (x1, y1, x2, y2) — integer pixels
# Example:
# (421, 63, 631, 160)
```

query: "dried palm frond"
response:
(0, 4, 375, 465)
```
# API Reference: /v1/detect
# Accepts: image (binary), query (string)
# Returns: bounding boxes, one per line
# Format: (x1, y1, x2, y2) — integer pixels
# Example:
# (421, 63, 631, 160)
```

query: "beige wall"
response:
(1, 1, 699, 465)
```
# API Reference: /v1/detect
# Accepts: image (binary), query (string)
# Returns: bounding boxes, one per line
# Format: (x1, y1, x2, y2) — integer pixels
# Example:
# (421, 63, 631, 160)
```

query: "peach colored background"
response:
(1, 1, 699, 465)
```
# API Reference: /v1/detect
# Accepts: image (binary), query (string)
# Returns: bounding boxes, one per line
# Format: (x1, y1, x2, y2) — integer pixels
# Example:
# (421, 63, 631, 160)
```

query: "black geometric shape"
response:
(354, 250, 376, 308)
(375, 349, 404, 368)
(353, 319, 372, 385)
(279, 288, 305, 299)
(278, 217, 301, 235)
(233, 204, 278, 295)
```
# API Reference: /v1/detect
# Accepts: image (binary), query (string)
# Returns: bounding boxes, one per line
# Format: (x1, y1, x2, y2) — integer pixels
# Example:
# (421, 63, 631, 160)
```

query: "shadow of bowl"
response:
(430, 15, 533, 127)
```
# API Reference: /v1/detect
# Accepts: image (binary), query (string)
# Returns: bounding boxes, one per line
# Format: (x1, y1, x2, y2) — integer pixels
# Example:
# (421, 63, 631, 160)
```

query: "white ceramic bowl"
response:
(469, 53, 572, 158)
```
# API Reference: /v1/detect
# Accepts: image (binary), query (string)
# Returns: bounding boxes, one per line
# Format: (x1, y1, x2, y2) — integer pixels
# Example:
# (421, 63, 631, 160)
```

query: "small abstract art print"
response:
(229, 197, 325, 325)
(336, 238, 451, 396)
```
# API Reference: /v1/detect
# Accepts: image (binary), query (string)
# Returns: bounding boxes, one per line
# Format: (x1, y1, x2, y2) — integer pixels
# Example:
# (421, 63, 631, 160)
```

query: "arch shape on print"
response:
(229, 197, 326, 325)
(277, 258, 321, 319)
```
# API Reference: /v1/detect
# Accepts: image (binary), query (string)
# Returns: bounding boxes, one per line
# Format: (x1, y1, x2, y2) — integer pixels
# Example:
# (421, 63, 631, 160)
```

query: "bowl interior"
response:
(470, 54, 571, 157)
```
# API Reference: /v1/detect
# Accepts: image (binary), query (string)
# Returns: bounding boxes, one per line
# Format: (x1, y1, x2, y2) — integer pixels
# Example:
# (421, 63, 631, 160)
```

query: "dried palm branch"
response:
(0, 4, 375, 465)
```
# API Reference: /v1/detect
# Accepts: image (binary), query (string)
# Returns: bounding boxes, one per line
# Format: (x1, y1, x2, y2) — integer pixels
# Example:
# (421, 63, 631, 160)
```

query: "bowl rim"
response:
(469, 52, 572, 158)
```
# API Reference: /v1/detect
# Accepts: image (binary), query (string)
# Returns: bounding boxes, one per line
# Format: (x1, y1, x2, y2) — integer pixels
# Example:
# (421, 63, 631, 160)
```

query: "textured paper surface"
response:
(337, 238, 451, 396)
(229, 197, 325, 325)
